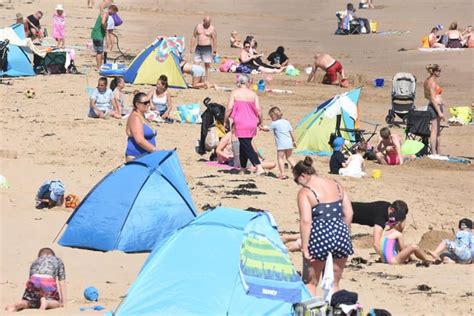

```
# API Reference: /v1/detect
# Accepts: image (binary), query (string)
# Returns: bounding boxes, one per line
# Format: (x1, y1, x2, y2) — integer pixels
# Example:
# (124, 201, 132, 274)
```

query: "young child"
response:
(52, 4, 66, 48)
(339, 142, 367, 178)
(428, 218, 473, 264)
(261, 106, 296, 179)
(230, 31, 242, 48)
(379, 210, 432, 265)
(5, 248, 66, 312)
(329, 137, 347, 174)
(35, 180, 65, 209)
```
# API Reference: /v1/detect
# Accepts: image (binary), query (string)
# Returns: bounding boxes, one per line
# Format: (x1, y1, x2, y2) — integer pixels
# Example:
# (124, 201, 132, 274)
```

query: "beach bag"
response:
(219, 59, 235, 72)
(177, 103, 201, 123)
(205, 126, 219, 151)
(236, 64, 252, 74)
(112, 13, 123, 26)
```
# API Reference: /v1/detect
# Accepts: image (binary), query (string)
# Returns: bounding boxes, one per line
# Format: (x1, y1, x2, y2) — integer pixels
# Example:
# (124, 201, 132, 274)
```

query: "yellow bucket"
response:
(421, 36, 430, 48)
(372, 169, 382, 179)
(370, 20, 378, 33)
(252, 84, 258, 91)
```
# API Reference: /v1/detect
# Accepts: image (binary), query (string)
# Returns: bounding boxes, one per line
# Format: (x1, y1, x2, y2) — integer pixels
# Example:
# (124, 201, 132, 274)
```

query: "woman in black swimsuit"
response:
(239, 40, 282, 74)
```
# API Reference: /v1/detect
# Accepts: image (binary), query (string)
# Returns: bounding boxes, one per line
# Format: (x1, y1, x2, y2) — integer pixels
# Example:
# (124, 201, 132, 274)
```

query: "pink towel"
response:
(206, 161, 235, 170)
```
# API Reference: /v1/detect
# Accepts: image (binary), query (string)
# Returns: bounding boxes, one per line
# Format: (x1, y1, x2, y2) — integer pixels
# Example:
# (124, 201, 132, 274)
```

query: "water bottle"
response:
(257, 79, 266, 92)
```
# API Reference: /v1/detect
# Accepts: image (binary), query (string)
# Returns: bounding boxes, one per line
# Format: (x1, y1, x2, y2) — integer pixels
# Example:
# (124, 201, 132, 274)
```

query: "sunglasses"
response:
(244, 45, 250, 48)
(138, 100, 150, 105)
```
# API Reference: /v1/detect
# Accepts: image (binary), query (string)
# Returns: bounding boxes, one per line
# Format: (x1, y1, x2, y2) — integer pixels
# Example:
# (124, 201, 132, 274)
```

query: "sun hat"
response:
(84, 286, 99, 301)
(49, 181, 65, 202)
(55, 4, 64, 11)
(332, 137, 345, 151)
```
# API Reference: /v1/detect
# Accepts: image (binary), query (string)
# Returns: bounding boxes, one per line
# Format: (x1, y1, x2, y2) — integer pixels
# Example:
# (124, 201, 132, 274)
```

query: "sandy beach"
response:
(1, 0, 473, 314)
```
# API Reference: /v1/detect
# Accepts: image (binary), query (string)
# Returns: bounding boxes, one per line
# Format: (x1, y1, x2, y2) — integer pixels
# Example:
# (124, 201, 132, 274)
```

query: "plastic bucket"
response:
(421, 36, 430, 48)
(372, 169, 382, 179)
(374, 78, 384, 88)
(370, 20, 378, 33)
(257, 79, 266, 92)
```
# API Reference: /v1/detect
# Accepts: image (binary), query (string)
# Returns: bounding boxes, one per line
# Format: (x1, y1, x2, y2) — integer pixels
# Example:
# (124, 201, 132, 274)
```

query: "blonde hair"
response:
(268, 106, 283, 119)
(449, 22, 457, 30)
(426, 64, 441, 75)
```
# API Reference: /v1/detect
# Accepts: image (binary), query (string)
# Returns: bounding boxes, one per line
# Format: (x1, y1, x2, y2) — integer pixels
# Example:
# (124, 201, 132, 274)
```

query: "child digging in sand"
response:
(379, 210, 432, 265)
(260, 106, 296, 179)
(5, 248, 66, 312)
(428, 218, 473, 264)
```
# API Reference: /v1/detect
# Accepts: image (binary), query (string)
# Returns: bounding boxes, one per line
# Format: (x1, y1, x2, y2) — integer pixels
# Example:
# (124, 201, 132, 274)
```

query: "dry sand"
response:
(1, 0, 473, 315)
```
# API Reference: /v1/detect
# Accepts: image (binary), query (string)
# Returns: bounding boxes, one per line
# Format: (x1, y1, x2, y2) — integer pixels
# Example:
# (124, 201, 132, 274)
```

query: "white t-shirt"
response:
(107, 16, 115, 31)
(91, 88, 113, 111)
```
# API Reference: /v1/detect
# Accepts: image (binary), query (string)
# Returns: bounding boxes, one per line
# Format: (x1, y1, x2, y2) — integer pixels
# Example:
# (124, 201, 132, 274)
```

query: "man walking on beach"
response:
(307, 53, 349, 87)
(190, 16, 217, 81)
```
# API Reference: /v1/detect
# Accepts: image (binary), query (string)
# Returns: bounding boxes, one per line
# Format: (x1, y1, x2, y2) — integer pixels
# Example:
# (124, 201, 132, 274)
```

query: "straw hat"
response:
(55, 4, 64, 11)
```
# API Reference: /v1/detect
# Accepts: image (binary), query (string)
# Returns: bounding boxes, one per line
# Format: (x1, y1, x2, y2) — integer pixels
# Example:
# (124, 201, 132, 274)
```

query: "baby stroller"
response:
(385, 72, 416, 127)
(197, 97, 226, 157)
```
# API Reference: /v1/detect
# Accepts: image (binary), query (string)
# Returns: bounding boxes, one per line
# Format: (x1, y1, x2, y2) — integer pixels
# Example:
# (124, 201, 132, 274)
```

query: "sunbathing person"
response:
(307, 53, 348, 87)
(230, 31, 242, 48)
(179, 59, 215, 89)
(445, 22, 463, 48)
(428, 26, 445, 48)
(239, 40, 282, 74)
(379, 211, 432, 265)
(250, 39, 281, 70)
(461, 25, 473, 48)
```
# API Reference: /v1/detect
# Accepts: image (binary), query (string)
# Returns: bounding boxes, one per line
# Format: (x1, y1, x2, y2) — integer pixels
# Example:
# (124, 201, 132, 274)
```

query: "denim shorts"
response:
(92, 39, 104, 54)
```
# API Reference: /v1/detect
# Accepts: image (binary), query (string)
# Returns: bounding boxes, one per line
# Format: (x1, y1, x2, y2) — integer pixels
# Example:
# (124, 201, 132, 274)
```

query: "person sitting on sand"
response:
(428, 218, 473, 264)
(428, 26, 445, 48)
(329, 137, 347, 174)
(110, 77, 126, 116)
(239, 40, 282, 74)
(35, 180, 65, 209)
(339, 142, 366, 177)
(179, 58, 215, 89)
(445, 22, 463, 48)
(283, 200, 410, 254)
(359, 0, 374, 9)
(125, 92, 157, 161)
(230, 31, 242, 48)
(89, 77, 121, 119)
(307, 53, 349, 87)
(461, 25, 473, 48)
(5, 248, 66, 312)
(379, 210, 432, 265)
(216, 130, 276, 171)
(375, 127, 412, 165)
(250, 38, 282, 70)
(147, 75, 174, 123)
(267, 46, 289, 68)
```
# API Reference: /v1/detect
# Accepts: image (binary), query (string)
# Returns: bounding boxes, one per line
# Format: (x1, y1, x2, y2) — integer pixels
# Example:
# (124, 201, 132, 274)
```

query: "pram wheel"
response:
(69, 65, 78, 74)
(385, 113, 395, 125)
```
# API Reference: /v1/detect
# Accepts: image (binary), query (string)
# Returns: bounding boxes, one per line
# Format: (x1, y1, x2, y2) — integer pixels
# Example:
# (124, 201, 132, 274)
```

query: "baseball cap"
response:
(49, 181, 65, 202)
(332, 137, 345, 151)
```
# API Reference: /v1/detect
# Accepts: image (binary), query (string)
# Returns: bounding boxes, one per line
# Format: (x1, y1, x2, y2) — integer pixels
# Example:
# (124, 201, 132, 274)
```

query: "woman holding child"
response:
(293, 157, 354, 295)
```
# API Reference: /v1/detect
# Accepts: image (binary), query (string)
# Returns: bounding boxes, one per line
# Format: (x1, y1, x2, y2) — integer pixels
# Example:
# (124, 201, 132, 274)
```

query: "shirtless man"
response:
(307, 53, 348, 87)
(375, 127, 405, 165)
(190, 16, 217, 81)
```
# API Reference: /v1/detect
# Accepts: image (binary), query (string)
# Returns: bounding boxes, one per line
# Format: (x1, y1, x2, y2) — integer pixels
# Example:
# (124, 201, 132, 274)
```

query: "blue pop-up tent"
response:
(0, 23, 35, 77)
(113, 207, 311, 315)
(58, 150, 197, 253)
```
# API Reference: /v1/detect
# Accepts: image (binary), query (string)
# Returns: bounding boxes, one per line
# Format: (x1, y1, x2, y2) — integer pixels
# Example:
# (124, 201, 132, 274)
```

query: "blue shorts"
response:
(92, 39, 104, 54)
(191, 64, 205, 77)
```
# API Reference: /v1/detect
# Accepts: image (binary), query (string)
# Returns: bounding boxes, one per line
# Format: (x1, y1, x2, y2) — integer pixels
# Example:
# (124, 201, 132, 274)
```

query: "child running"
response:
(261, 106, 296, 179)
(379, 210, 432, 265)
(52, 4, 66, 48)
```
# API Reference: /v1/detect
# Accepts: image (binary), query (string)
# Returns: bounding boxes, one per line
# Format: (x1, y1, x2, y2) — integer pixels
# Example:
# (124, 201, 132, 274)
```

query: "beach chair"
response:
(335, 11, 362, 35)
(405, 109, 448, 156)
(385, 72, 417, 127)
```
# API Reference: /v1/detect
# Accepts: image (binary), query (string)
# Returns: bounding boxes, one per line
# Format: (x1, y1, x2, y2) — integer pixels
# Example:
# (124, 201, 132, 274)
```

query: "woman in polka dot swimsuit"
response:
(294, 156, 354, 296)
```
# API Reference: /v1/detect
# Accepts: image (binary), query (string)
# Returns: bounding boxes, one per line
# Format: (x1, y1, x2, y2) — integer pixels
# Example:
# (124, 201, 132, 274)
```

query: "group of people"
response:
(428, 22, 473, 49)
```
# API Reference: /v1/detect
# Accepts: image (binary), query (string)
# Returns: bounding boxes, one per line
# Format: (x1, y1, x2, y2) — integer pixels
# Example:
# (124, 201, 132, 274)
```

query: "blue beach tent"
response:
(113, 207, 311, 315)
(0, 24, 35, 77)
(58, 150, 197, 253)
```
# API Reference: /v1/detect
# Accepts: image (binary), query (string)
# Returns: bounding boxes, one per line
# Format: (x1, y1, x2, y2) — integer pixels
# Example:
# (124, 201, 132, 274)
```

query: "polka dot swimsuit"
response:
(304, 182, 354, 261)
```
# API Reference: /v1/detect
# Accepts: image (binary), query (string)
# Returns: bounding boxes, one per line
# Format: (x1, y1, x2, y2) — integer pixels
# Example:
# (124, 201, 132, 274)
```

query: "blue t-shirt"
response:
(91, 88, 113, 112)
(269, 119, 293, 150)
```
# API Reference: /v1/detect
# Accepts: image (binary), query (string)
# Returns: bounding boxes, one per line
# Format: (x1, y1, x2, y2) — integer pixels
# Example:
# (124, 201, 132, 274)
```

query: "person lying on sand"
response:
(379, 211, 432, 265)
(283, 200, 410, 254)
(428, 218, 473, 264)
(5, 248, 66, 312)
(375, 127, 414, 165)
(307, 53, 349, 87)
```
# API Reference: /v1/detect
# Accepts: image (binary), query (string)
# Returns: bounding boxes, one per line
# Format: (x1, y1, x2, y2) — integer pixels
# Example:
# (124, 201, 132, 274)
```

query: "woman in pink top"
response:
(224, 74, 265, 175)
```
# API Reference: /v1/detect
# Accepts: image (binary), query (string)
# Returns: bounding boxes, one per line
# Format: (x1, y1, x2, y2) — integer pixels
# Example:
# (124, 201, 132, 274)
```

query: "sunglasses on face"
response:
(244, 45, 250, 48)
(138, 100, 150, 105)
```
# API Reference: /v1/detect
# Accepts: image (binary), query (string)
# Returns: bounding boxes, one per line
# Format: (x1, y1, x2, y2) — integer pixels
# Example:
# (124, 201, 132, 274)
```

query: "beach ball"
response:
(24, 88, 36, 98)
(84, 286, 99, 301)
